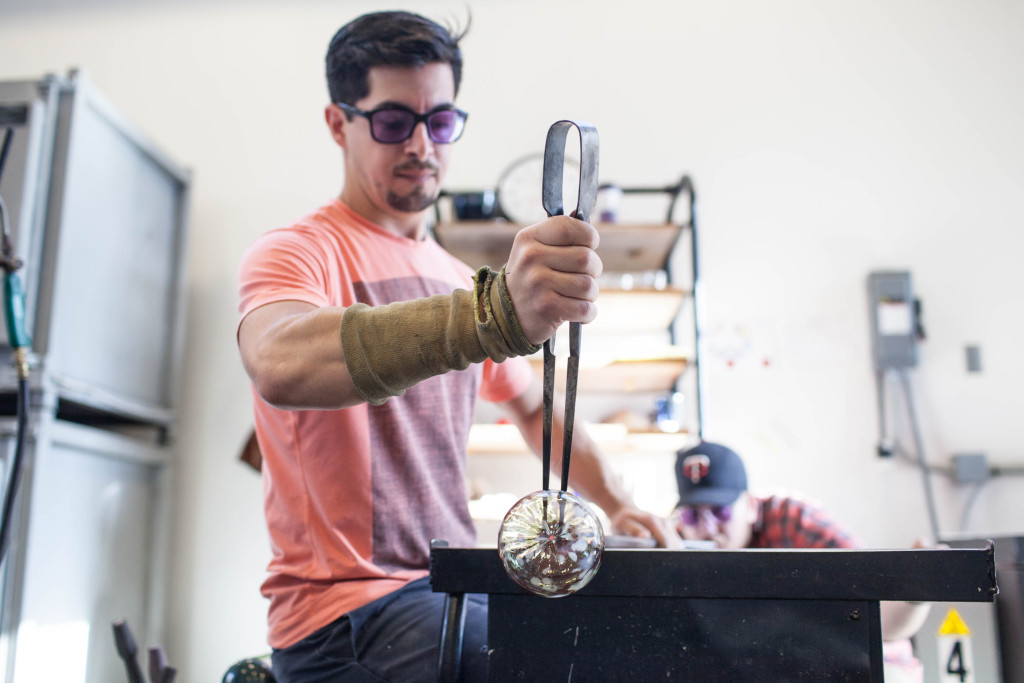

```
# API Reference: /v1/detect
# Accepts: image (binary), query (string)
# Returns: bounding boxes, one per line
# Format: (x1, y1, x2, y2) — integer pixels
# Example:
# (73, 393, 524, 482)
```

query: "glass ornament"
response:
(498, 489, 604, 597)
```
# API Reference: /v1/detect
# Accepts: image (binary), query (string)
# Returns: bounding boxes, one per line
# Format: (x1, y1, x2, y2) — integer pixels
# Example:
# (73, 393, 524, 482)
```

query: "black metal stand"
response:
(430, 544, 997, 682)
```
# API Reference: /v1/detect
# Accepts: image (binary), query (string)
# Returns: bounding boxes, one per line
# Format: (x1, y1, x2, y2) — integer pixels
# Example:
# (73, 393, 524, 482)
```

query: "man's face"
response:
(335, 62, 456, 233)
(675, 493, 756, 549)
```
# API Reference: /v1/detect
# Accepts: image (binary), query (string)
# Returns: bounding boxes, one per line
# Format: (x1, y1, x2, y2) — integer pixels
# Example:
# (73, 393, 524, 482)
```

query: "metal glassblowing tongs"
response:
(540, 120, 599, 494)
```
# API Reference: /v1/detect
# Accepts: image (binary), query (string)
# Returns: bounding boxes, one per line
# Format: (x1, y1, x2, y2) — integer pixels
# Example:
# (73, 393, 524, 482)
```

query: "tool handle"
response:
(542, 120, 599, 222)
(112, 620, 145, 683)
(539, 120, 598, 493)
(149, 646, 168, 683)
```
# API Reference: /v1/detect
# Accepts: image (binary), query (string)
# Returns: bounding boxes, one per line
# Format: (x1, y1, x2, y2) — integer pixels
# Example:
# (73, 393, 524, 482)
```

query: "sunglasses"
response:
(336, 102, 468, 144)
(678, 504, 734, 527)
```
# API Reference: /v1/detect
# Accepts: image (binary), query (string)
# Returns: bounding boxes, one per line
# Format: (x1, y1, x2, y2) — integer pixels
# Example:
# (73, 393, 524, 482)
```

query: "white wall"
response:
(2, 0, 1022, 679)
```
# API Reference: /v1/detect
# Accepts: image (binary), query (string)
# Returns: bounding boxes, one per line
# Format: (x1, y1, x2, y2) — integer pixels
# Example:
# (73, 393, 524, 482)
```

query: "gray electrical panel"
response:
(867, 271, 918, 370)
(0, 71, 189, 682)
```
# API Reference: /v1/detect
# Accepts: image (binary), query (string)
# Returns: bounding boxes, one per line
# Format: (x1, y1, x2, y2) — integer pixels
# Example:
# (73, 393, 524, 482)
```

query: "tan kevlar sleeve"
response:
(341, 266, 540, 405)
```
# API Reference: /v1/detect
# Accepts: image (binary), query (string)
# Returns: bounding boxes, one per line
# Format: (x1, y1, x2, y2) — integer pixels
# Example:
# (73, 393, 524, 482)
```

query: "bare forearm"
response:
(505, 386, 631, 517)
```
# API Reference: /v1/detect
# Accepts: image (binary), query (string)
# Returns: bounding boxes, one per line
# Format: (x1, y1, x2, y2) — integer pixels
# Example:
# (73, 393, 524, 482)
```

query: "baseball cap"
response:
(675, 441, 748, 507)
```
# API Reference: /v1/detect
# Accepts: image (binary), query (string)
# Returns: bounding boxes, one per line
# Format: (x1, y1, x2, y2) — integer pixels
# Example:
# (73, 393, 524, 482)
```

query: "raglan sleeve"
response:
(238, 228, 334, 321)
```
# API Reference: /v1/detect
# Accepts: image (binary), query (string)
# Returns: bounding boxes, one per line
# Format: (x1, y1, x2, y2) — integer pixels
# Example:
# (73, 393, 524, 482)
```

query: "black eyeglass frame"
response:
(335, 102, 469, 145)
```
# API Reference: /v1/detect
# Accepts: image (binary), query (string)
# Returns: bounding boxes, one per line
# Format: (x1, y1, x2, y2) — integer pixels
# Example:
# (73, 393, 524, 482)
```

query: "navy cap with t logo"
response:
(675, 441, 748, 507)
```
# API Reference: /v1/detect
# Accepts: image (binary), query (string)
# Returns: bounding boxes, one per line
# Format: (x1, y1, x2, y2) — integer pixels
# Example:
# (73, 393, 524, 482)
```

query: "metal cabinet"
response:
(0, 418, 171, 683)
(0, 69, 190, 424)
(0, 70, 189, 682)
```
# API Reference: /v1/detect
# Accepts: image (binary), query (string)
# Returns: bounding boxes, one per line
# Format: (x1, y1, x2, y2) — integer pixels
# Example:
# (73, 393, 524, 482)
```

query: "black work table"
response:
(430, 543, 998, 682)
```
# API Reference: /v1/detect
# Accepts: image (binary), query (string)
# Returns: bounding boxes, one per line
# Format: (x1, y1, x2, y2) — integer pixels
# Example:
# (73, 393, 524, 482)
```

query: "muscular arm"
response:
(238, 301, 362, 410)
(499, 379, 682, 548)
(238, 214, 602, 411)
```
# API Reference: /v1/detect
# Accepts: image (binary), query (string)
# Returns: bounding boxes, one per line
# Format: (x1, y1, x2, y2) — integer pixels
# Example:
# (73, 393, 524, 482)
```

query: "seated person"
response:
(672, 440, 930, 683)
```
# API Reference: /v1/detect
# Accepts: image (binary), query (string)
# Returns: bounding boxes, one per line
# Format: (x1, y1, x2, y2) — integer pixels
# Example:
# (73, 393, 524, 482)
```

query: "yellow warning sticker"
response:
(938, 607, 971, 636)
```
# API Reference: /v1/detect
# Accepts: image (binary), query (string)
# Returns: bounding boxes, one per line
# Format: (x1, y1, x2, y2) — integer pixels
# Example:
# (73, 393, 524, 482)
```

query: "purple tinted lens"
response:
(427, 109, 464, 143)
(680, 508, 698, 526)
(370, 109, 415, 143)
(680, 505, 731, 526)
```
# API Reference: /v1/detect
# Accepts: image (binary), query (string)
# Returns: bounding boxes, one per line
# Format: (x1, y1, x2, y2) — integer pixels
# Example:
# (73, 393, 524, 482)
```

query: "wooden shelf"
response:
(443, 202, 698, 459)
(527, 347, 688, 394)
(467, 422, 693, 457)
(433, 221, 682, 272)
(588, 288, 686, 333)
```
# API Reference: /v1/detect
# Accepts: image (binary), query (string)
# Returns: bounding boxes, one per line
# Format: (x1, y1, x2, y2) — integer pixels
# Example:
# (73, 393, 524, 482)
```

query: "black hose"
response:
(0, 375, 30, 565)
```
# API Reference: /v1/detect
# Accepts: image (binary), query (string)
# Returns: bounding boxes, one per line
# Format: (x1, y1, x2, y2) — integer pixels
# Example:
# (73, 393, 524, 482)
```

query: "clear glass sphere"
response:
(498, 490, 605, 597)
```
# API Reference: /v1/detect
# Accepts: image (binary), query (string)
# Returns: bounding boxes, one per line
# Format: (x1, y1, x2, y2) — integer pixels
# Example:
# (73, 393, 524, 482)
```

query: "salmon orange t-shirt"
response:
(238, 200, 533, 648)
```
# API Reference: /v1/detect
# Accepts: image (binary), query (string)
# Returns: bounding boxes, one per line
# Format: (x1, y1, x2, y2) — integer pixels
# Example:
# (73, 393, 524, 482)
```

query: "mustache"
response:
(394, 160, 440, 174)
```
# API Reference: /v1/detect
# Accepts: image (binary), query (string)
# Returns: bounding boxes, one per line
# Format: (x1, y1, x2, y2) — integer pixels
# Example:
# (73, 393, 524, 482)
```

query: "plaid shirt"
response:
(748, 493, 864, 549)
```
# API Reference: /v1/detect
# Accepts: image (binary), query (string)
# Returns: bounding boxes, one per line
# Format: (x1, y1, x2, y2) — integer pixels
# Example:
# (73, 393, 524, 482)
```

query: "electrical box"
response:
(952, 453, 989, 484)
(867, 271, 918, 370)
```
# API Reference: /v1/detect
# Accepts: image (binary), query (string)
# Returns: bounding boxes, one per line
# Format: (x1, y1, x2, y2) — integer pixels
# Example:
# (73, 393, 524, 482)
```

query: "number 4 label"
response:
(938, 608, 974, 683)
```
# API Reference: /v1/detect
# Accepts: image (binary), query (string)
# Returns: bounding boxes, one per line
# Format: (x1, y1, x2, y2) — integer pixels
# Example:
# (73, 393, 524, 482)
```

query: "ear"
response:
(735, 492, 758, 548)
(745, 493, 759, 522)
(325, 103, 348, 149)
(738, 491, 758, 524)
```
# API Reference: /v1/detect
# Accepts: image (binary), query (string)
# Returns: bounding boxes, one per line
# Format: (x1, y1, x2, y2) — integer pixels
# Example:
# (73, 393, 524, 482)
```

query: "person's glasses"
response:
(336, 102, 468, 144)
(678, 505, 733, 527)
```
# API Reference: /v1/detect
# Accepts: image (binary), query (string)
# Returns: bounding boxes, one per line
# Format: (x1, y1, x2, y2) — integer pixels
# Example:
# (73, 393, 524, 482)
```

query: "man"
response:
(237, 11, 677, 682)
(672, 441, 929, 682)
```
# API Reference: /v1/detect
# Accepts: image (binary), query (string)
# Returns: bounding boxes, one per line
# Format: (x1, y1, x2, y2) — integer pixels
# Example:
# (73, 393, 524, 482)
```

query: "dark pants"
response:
(271, 578, 488, 682)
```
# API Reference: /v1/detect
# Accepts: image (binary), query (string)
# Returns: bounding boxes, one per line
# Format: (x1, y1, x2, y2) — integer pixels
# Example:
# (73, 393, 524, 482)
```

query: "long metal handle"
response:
(539, 120, 598, 493)
(542, 331, 556, 492)
(559, 322, 581, 492)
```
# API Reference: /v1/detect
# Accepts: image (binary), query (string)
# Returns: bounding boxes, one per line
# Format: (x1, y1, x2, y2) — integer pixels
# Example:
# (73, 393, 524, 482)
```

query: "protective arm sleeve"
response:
(341, 266, 541, 406)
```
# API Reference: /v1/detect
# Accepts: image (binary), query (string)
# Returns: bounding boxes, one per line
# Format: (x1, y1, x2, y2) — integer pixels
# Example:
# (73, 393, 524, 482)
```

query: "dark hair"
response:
(325, 11, 468, 105)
